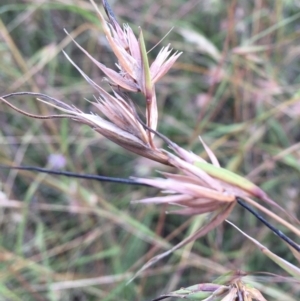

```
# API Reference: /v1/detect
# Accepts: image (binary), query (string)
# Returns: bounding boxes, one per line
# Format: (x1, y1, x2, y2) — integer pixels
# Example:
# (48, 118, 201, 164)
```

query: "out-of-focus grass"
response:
(0, 0, 300, 300)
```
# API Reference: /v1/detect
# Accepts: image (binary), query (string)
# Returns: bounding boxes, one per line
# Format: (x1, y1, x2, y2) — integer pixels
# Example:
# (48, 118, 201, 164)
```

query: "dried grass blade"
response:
(226, 220, 300, 279)
(128, 202, 235, 283)
(243, 197, 300, 237)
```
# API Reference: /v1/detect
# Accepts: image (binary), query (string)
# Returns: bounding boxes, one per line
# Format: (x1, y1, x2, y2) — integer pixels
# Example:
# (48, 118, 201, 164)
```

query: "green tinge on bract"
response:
(172, 284, 207, 294)
(262, 248, 300, 279)
(171, 288, 211, 300)
(172, 284, 218, 299)
(172, 286, 198, 294)
(185, 291, 212, 300)
(213, 271, 236, 285)
(138, 28, 152, 97)
(194, 161, 260, 196)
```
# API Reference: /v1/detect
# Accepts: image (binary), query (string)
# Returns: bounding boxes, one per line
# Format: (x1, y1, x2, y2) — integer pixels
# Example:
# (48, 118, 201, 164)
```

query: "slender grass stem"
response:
(0, 165, 149, 187)
(236, 197, 300, 252)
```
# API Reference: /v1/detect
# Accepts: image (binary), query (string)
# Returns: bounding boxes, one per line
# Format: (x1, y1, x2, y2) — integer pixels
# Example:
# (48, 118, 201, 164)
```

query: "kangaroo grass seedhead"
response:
(1, 0, 183, 166)
(151, 272, 269, 301)
(1, 0, 299, 290)
(89, 0, 181, 140)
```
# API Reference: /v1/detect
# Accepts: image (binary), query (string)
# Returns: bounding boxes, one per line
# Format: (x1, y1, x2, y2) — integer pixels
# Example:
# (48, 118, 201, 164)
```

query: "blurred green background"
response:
(0, 0, 300, 300)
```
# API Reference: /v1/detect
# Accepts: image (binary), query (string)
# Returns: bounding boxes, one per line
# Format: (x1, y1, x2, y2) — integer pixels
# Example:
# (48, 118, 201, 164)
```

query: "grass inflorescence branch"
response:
(1, 164, 299, 252)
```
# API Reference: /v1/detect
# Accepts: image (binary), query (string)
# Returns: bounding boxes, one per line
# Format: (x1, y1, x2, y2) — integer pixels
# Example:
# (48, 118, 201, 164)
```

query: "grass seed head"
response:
(89, 0, 181, 137)
(152, 276, 268, 301)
